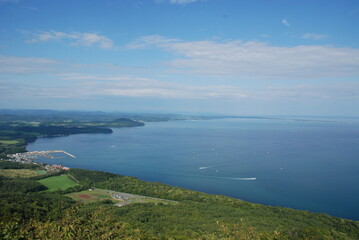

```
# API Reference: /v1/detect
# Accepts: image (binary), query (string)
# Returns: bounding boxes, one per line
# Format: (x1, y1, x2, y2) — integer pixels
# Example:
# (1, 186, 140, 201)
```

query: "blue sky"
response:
(1, 0, 359, 116)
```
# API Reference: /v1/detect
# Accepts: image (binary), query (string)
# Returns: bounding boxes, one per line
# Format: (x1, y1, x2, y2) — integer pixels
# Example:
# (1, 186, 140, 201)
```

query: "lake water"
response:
(27, 118, 359, 220)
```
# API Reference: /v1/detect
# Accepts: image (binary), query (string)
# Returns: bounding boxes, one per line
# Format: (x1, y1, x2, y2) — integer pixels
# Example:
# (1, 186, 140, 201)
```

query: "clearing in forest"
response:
(0, 140, 20, 144)
(67, 188, 177, 206)
(38, 174, 79, 192)
(0, 169, 44, 178)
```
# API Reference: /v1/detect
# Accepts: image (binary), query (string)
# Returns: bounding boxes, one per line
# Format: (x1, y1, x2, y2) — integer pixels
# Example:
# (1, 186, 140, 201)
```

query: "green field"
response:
(67, 188, 177, 206)
(38, 175, 79, 192)
(0, 169, 44, 178)
(0, 140, 20, 145)
(66, 189, 113, 203)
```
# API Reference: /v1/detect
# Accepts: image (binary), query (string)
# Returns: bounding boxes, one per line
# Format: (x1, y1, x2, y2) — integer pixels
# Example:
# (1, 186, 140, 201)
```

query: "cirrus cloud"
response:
(26, 31, 114, 49)
(301, 33, 329, 40)
(282, 19, 290, 27)
(58, 74, 248, 99)
(155, 0, 206, 5)
(0, 55, 58, 74)
(128, 35, 359, 79)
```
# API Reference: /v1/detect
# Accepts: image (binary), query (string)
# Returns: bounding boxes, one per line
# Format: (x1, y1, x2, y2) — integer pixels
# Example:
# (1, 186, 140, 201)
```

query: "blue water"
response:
(27, 118, 359, 220)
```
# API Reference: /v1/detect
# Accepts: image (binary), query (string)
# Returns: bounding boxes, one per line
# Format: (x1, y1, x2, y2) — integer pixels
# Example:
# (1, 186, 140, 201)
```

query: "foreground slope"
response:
(0, 161, 358, 240)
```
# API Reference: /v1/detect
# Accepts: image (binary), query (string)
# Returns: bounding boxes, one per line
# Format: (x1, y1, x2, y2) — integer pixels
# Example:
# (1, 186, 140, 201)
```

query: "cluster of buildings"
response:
(44, 164, 70, 172)
(6, 152, 38, 164)
(6, 150, 72, 173)
(112, 193, 131, 201)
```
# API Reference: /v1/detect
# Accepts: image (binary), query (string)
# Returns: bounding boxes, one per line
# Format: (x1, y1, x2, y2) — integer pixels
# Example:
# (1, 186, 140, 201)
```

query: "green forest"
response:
(0, 160, 358, 240)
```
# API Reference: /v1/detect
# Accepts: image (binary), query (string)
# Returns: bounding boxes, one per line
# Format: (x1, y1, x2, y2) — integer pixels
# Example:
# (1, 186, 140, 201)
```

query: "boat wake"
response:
(222, 177, 256, 181)
(199, 166, 214, 170)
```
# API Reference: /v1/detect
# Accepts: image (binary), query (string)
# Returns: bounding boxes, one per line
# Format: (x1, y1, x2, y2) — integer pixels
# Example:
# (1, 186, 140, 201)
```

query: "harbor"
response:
(6, 150, 75, 171)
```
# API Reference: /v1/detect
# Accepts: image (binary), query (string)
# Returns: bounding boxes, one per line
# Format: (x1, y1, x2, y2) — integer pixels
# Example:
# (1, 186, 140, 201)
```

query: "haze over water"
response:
(28, 118, 359, 220)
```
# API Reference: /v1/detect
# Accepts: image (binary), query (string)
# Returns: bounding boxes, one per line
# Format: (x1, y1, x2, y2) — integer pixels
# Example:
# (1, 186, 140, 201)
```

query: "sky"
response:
(0, 0, 359, 116)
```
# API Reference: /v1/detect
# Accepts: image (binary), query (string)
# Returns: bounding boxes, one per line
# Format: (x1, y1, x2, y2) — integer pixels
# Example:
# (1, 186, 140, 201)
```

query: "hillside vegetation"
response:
(0, 161, 358, 240)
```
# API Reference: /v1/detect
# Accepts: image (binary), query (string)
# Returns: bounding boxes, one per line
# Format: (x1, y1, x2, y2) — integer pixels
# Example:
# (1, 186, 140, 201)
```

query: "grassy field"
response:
(0, 140, 20, 145)
(66, 188, 177, 206)
(66, 189, 113, 203)
(0, 169, 44, 178)
(38, 175, 79, 192)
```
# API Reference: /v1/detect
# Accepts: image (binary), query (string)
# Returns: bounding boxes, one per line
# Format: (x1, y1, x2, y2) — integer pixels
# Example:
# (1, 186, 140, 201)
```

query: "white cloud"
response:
(26, 31, 114, 49)
(282, 19, 290, 27)
(170, 0, 203, 4)
(0, 55, 58, 74)
(301, 33, 329, 40)
(58, 74, 248, 99)
(3, 72, 357, 102)
(128, 35, 359, 79)
(126, 35, 178, 49)
(1, 54, 357, 102)
(155, 0, 205, 4)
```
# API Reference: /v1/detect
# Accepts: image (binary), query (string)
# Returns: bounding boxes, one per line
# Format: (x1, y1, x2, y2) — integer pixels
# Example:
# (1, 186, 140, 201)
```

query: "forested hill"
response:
(0, 117, 144, 159)
(0, 160, 358, 239)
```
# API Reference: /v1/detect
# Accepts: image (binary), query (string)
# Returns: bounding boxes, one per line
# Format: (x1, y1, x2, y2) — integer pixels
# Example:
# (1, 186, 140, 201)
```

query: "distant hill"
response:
(110, 118, 145, 127)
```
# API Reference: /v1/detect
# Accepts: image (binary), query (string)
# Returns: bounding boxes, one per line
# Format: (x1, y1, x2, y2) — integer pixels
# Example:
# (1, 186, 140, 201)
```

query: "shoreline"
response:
(19, 119, 359, 221)
(25, 133, 359, 221)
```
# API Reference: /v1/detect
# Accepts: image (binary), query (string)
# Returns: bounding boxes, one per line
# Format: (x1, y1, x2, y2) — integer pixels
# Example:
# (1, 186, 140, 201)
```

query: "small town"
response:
(6, 150, 73, 172)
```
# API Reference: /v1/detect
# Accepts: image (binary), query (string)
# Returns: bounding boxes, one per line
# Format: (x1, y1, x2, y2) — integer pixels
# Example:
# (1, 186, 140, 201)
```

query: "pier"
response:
(28, 150, 76, 159)
(7, 150, 76, 164)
